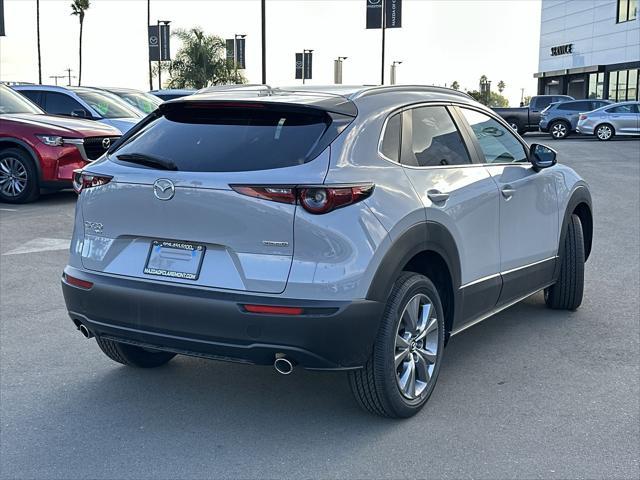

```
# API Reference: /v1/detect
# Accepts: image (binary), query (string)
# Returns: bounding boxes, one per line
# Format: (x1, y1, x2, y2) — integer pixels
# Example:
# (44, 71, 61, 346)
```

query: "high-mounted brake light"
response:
(73, 170, 113, 194)
(231, 184, 374, 214)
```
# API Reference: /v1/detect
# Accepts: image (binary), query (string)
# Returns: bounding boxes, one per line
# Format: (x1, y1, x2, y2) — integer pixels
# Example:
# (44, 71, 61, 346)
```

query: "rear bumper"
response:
(61, 266, 384, 370)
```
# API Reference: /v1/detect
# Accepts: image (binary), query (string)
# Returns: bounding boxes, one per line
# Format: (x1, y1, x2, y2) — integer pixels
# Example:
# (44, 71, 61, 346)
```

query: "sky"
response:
(0, 0, 542, 106)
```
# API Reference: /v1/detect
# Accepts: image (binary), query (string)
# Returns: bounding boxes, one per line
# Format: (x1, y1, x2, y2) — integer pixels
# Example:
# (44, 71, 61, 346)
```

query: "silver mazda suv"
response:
(62, 85, 593, 418)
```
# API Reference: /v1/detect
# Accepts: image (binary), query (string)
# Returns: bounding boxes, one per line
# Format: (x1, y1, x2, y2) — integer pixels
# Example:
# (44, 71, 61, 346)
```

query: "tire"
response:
(348, 272, 445, 418)
(549, 120, 570, 140)
(595, 123, 614, 141)
(0, 148, 39, 204)
(506, 118, 523, 135)
(545, 214, 585, 311)
(95, 336, 176, 368)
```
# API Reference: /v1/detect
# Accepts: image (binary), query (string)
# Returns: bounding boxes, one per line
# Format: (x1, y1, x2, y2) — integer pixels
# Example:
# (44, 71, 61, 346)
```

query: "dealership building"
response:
(535, 0, 639, 101)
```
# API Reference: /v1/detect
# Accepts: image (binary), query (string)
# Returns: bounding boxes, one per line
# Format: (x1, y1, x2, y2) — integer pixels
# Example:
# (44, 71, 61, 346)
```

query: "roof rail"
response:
(350, 85, 473, 100)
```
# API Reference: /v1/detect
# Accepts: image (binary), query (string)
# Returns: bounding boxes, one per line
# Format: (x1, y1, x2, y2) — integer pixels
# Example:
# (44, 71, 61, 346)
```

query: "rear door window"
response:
(563, 101, 591, 111)
(43, 92, 89, 117)
(401, 106, 471, 167)
(114, 104, 338, 172)
(532, 97, 553, 110)
(17, 90, 42, 107)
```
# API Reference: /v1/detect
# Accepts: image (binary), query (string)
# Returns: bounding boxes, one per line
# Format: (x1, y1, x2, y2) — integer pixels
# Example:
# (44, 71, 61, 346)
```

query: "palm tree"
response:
(36, 0, 42, 84)
(70, 0, 90, 86)
(451, 80, 460, 91)
(163, 28, 246, 88)
(497, 80, 506, 93)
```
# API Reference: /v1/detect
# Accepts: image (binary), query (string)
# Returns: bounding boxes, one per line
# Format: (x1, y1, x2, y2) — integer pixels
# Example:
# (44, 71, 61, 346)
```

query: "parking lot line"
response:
(2, 237, 70, 255)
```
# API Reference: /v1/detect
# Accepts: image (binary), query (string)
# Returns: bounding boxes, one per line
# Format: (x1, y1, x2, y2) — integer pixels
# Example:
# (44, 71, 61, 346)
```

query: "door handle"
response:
(501, 185, 516, 199)
(427, 189, 450, 203)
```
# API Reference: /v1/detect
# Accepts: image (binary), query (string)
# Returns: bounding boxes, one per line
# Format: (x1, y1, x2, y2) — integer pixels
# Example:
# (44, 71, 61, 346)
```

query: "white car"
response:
(576, 101, 640, 140)
(13, 85, 143, 134)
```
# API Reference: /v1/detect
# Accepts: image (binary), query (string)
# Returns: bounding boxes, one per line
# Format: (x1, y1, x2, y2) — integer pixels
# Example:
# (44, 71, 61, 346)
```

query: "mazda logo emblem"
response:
(153, 179, 175, 201)
(101, 138, 111, 149)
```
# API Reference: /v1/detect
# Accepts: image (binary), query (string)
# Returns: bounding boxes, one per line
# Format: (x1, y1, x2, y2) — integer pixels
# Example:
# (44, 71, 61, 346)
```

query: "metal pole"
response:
(302, 51, 306, 85)
(381, 0, 386, 85)
(157, 20, 161, 90)
(234, 35, 238, 84)
(261, 0, 266, 84)
(148, 0, 152, 90)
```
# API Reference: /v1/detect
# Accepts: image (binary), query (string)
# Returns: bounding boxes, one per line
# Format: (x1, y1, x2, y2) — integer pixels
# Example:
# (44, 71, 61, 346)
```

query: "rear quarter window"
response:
(113, 104, 340, 172)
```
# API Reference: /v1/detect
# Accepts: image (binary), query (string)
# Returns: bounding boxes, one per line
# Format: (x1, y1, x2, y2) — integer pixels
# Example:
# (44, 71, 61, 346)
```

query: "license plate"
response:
(144, 240, 206, 280)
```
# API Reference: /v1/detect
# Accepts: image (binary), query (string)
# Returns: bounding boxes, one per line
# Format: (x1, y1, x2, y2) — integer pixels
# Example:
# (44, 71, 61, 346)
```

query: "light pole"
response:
(64, 68, 76, 86)
(302, 49, 313, 84)
(49, 75, 66, 86)
(334, 56, 347, 84)
(147, 0, 152, 90)
(157, 20, 171, 90)
(234, 34, 246, 84)
(390, 61, 402, 85)
(380, 0, 386, 85)
(261, 0, 266, 84)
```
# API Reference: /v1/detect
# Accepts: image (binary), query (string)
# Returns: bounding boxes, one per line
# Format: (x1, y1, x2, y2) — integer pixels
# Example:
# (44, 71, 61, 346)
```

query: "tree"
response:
(70, 0, 90, 86)
(162, 28, 246, 89)
(451, 80, 460, 91)
(466, 90, 509, 108)
(36, 0, 42, 84)
(523, 95, 532, 106)
(497, 80, 506, 93)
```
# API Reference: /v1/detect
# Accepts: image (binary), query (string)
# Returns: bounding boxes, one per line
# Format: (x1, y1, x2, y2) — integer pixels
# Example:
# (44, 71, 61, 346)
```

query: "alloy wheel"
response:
(551, 122, 568, 139)
(394, 293, 439, 400)
(0, 157, 28, 198)
(597, 125, 612, 140)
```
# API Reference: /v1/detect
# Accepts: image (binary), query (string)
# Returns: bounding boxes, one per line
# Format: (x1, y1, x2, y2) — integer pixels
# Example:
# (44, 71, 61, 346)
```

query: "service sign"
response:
(550, 43, 573, 56)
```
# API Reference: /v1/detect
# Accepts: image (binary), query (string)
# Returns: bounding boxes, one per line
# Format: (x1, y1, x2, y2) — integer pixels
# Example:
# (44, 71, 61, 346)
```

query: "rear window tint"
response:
(113, 105, 334, 172)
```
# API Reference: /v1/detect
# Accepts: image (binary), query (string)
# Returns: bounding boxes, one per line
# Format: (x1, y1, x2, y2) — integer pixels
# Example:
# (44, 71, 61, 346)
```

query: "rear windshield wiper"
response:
(115, 153, 178, 171)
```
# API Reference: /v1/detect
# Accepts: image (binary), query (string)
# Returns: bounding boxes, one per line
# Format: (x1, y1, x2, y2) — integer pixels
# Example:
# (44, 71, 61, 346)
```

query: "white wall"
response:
(538, 0, 639, 73)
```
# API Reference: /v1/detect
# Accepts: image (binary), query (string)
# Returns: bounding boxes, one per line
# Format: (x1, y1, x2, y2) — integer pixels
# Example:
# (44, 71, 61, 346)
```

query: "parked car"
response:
(0, 84, 120, 203)
(493, 94, 574, 134)
(12, 85, 143, 134)
(62, 85, 593, 418)
(576, 101, 640, 141)
(149, 89, 196, 101)
(99, 87, 163, 114)
(539, 99, 612, 139)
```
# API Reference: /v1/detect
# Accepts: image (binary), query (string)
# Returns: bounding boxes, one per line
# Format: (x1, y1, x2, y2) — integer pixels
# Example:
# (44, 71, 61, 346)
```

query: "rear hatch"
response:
(78, 96, 355, 294)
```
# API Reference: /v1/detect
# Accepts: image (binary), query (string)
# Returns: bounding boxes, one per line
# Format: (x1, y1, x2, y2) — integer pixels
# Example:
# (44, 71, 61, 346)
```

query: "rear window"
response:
(114, 104, 339, 172)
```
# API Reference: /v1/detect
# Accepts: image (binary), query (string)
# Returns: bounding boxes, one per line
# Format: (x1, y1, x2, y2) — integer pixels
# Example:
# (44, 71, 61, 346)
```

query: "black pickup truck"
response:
(493, 95, 574, 135)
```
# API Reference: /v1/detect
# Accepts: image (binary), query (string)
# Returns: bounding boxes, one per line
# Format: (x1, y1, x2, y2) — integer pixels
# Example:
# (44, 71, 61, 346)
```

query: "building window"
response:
(628, 69, 638, 101)
(609, 71, 618, 100)
(617, 0, 638, 23)
(588, 72, 605, 99)
(608, 69, 640, 101)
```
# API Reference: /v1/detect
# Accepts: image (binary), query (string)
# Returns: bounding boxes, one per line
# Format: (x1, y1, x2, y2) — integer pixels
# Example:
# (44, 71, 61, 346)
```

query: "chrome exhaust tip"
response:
(78, 324, 93, 339)
(274, 356, 294, 375)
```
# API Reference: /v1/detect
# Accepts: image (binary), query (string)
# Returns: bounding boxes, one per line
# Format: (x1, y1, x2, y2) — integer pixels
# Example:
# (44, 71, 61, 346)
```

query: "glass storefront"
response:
(608, 68, 639, 101)
(588, 72, 605, 99)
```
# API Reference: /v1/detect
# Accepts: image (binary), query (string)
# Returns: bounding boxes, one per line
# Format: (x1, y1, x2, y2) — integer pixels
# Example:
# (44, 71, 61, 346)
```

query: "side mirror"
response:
(71, 109, 88, 118)
(530, 143, 557, 171)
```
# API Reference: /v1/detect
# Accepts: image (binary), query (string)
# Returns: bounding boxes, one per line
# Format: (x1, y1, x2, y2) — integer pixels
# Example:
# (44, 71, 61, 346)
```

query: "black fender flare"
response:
(366, 221, 462, 304)
(0, 137, 43, 181)
(554, 185, 593, 279)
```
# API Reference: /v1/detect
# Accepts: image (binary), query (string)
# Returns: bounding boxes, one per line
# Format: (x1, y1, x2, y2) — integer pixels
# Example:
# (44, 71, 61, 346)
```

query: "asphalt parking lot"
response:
(1, 136, 639, 480)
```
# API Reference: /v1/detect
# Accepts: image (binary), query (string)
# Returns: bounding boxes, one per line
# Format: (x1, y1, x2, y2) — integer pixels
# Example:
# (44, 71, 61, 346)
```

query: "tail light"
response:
(231, 184, 374, 214)
(243, 304, 304, 315)
(579, 114, 588, 121)
(63, 273, 94, 289)
(73, 170, 113, 194)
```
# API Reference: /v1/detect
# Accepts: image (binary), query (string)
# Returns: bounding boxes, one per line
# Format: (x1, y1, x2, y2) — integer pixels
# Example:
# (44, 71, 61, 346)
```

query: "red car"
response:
(0, 84, 121, 203)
